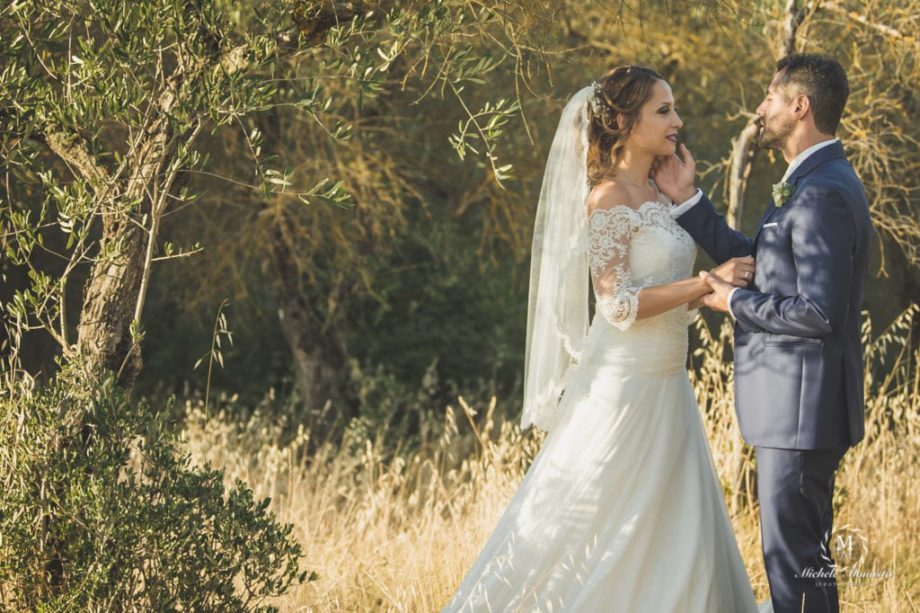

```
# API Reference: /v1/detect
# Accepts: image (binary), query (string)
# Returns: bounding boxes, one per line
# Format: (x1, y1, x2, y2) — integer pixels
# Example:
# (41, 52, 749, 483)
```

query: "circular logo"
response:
(824, 524, 869, 571)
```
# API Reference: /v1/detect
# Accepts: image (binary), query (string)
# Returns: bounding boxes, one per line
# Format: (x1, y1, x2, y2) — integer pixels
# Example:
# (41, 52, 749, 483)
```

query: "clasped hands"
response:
(692, 256, 755, 313)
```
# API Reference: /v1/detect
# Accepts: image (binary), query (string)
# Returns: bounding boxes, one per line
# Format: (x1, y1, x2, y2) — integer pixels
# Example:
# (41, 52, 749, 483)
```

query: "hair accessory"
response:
(591, 80, 614, 124)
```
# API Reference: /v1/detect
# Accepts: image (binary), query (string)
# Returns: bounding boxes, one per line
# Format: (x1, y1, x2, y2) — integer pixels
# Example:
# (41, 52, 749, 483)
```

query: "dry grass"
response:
(182, 306, 920, 612)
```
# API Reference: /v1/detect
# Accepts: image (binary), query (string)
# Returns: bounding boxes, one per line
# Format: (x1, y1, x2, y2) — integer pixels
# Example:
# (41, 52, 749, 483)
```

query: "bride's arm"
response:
(588, 206, 754, 329)
(589, 206, 709, 329)
(634, 277, 710, 321)
(635, 256, 755, 321)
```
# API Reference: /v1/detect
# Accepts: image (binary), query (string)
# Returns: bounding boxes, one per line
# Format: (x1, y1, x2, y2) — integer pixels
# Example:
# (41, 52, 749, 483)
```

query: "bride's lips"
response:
(666, 134, 679, 144)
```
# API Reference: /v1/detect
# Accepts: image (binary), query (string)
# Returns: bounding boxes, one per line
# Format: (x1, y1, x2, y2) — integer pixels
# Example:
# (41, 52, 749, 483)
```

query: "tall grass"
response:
(182, 306, 920, 611)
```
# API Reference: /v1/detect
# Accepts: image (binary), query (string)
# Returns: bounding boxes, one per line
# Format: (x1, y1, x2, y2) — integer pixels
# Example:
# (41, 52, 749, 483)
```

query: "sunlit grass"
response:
(182, 306, 920, 612)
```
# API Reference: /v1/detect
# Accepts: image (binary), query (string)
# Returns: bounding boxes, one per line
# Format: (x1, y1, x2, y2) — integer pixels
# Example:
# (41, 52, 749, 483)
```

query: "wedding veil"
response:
(521, 84, 594, 433)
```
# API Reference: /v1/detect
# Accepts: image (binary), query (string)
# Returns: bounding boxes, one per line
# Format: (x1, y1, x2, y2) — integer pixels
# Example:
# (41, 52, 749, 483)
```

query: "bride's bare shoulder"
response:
(587, 181, 633, 215)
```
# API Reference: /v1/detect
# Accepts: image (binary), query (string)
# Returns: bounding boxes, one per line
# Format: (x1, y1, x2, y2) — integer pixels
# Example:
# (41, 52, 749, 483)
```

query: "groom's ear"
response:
(793, 93, 811, 119)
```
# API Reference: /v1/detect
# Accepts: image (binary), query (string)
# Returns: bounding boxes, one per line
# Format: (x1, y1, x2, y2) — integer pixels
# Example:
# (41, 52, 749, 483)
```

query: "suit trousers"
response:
(755, 446, 848, 613)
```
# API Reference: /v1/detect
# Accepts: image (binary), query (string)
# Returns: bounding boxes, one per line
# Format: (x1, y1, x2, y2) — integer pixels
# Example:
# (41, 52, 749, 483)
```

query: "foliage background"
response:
(99, 3, 920, 418)
(4, 0, 917, 425)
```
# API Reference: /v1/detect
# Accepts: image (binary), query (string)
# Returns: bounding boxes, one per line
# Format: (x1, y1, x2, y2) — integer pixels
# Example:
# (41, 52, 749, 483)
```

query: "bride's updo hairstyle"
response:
(587, 64, 665, 188)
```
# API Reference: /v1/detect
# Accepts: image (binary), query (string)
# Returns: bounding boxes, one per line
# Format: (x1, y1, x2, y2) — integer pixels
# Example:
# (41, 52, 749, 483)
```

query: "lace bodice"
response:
(586, 197, 697, 331)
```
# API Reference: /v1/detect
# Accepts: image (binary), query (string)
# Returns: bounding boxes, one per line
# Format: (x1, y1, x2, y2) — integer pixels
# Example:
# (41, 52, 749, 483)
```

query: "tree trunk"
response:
(780, 0, 806, 59)
(275, 290, 346, 432)
(74, 226, 147, 386)
(261, 226, 349, 439)
(725, 1, 805, 231)
(726, 119, 760, 230)
(41, 130, 155, 387)
(63, 69, 195, 386)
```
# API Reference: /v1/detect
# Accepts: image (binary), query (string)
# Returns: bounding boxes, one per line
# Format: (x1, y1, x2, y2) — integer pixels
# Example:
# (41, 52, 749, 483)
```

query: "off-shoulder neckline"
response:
(588, 199, 664, 217)
(586, 178, 672, 216)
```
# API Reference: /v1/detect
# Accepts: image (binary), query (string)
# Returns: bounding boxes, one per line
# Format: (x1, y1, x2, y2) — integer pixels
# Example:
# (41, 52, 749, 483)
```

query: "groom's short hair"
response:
(775, 54, 849, 135)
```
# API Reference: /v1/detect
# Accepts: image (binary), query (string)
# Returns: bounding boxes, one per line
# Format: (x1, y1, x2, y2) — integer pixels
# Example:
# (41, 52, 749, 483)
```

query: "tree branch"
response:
(821, 1, 912, 42)
(782, 0, 806, 57)
(42, 132, 111, 191)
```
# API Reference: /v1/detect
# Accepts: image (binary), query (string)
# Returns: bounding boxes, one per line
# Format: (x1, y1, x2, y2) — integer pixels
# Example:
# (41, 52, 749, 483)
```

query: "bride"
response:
(441, 65, 768, 612)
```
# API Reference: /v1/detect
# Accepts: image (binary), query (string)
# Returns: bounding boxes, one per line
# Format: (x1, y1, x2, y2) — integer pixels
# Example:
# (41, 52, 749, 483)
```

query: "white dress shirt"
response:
(671, 138, 839, 319)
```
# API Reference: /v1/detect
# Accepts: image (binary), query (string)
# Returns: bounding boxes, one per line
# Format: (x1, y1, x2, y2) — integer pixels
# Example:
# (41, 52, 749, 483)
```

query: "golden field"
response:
(182, 308, 919, 612)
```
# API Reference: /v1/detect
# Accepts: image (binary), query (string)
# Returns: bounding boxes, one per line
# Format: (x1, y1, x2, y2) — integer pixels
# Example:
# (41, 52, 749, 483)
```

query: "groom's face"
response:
(755, 71, 797, 150)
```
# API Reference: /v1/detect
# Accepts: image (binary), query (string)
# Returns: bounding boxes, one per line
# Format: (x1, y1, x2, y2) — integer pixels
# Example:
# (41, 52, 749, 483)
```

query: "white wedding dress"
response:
(442, 193, 768, 612)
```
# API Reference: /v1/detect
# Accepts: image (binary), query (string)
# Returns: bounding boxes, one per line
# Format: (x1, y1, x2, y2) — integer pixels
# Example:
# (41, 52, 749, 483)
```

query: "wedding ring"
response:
(744, 272, 751, 280)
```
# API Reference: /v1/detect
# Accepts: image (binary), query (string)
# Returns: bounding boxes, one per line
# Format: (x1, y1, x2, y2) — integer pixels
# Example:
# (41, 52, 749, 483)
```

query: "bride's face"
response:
(623, 80, 682, 157)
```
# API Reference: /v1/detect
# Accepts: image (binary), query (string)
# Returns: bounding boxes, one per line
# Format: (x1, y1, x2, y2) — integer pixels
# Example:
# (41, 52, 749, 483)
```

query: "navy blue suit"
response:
(676, 140, 872, 612)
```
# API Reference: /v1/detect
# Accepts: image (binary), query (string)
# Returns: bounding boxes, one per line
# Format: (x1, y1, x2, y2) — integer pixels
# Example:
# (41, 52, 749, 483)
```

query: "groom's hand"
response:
(699, 271, 734, 313)
(651, 143, 697, 204)
(711, 256, 755, 288)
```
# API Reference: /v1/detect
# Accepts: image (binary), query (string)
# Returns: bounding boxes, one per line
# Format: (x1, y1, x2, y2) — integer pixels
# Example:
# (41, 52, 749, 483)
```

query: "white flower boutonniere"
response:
(772, 181, 794, 207)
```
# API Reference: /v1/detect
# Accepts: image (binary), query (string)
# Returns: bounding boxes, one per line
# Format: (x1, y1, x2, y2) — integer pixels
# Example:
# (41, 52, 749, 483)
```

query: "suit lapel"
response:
(784, 140, 846, 186)
(751, 141, 847, 252)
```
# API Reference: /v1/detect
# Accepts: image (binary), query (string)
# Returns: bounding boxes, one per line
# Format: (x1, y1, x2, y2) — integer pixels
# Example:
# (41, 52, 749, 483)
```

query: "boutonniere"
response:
(772, 181, 794, 207)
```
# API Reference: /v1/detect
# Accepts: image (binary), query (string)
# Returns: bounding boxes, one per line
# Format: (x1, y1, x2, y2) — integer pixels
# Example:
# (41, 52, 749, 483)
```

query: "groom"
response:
(655, 54, 872, 613)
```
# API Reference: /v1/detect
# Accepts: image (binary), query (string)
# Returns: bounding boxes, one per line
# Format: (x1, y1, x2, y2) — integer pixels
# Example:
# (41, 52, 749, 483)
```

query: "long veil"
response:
(521, 85, 594, 433)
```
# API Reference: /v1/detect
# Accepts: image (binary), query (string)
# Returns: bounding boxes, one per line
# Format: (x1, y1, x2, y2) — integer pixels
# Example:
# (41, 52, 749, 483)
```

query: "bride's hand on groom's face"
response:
(651, 143, 696, 204)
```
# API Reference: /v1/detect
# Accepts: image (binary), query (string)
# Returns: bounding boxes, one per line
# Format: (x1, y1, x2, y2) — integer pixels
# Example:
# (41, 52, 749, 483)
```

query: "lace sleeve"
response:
(589, 207, 644, 331)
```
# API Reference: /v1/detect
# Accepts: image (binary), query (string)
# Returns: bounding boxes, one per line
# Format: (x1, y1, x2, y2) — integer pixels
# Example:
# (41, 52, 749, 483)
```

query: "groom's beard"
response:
(756, 116, 793, 150)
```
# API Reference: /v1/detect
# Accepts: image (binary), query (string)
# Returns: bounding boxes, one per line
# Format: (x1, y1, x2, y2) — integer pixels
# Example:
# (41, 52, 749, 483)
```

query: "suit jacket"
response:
(677, 140, 872, 449)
